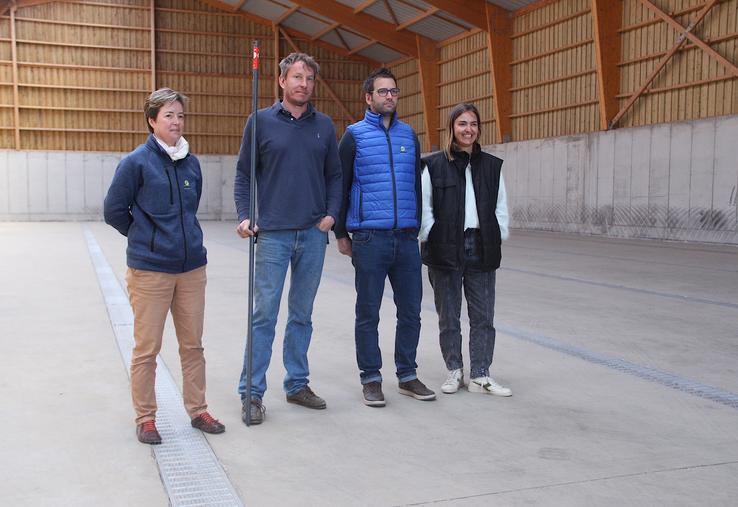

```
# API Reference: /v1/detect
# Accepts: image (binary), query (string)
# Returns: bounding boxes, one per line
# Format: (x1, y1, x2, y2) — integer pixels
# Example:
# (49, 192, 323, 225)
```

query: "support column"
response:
(485, 2, 512, 143)
(591, 0, 621, 130)
(273, 23, 280, 102)
(149, 0, 156, 90)
(416, 35, 439, 152)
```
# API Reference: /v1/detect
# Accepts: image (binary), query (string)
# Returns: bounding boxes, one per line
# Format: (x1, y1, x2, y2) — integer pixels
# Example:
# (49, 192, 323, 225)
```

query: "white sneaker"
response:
(468, 376, 512, 397)
(441, 369, 464, 394)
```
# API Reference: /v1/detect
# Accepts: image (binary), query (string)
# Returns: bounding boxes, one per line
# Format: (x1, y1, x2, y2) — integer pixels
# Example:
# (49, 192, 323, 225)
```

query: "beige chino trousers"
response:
(125, 265, 208, 424)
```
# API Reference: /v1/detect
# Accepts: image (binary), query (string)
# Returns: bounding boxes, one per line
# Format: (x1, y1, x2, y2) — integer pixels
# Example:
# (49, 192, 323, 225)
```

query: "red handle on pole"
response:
(252, 45, 260, 71)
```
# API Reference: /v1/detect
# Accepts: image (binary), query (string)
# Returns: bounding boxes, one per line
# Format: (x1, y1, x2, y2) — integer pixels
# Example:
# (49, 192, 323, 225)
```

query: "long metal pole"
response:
(245, 40, 259, 426)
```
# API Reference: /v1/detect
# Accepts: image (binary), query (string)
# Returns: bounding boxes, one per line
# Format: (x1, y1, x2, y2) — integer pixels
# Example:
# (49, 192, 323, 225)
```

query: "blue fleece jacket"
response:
(104, 135, 207, 273)
(234, 101, 342, 230)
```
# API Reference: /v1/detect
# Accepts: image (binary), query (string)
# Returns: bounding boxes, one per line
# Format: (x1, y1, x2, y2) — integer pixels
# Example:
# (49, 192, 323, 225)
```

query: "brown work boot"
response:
(398, 378, 436, 401)
(136, 420, 162, 445)
(286, 386, 326, 409)
(191, 411, 225, 434)
(362, 381, 386, 407)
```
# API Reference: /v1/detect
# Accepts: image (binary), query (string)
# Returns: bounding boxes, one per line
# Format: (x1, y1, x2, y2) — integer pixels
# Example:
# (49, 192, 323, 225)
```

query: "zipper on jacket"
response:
(165, 168, 174, 205)
(383, 129, 398, 229)
(173, 161, 188, 271)
(359, 191, 364, 222)
(150, 224, 157, 252)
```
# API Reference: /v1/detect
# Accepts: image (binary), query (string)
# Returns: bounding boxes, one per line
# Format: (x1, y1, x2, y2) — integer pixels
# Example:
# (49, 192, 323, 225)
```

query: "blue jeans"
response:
(238, 227, 327, 400)
(351, 229, 422, 384)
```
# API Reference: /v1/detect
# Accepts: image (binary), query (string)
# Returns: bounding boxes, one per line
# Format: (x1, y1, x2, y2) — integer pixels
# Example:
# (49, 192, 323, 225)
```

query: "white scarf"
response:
(154, 135, 190, 161)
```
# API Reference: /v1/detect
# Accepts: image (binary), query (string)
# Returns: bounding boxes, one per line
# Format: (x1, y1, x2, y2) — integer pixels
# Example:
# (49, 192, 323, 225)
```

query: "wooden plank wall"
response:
(0, 0, 371, 153)
(389, 58, 425, 150)
(511, 0, 599, 140)
(0, 13, 12, 149)
(437, 30, 495, 148)
(618, 0, 738, 128)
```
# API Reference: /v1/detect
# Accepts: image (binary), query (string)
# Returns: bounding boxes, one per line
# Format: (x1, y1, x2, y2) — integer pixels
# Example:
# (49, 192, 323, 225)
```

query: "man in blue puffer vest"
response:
(335, 68, 436, 407)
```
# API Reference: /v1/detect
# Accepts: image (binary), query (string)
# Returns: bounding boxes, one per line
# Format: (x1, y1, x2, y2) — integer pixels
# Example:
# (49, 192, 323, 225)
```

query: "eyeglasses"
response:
(375, 88, 400, 97)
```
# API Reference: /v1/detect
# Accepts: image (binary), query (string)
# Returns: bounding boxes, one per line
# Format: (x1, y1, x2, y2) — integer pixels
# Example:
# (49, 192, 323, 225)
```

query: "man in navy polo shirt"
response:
(234, 52, 341, 425)
(335, 68, 436, 407)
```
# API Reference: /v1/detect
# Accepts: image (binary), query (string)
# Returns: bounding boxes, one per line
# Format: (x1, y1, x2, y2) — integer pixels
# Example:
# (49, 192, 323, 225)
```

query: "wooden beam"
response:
(274, 5, 299, 25)
(280, 27, 356, 123)
(290, 0, 420, 56)
(354, 0, 378, 14)
(192, 0, 379, 65)
(273, 23, 280, 102)
(416, 35, 439, 151)
(382, 0, 399, 26)
(422, 0, 488, 31)
(638, 0, 738, 78)
(334, 29, 351, 51)
(149, 0, 156, 91)
(591, 0, 621, 130)
(311, 22, 340, 41)
(10, 4, 20, 148)
(609, 0, 720, 128)
(348, 39, 375, 55)
(485, 2, 512, 143)
(396, 7, 438, 31)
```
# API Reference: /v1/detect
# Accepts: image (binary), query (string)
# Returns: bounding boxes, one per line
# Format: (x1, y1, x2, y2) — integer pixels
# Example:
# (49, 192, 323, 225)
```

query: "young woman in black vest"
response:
(419, 103, 512, 396)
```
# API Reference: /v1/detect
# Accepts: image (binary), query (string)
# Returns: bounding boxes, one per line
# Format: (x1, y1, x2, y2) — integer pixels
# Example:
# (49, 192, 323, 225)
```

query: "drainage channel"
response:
(84, 226, 244, 507)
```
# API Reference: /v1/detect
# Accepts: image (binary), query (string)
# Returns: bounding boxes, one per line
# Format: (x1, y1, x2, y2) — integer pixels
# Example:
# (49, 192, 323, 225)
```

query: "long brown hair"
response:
(442, 102, 481, 160)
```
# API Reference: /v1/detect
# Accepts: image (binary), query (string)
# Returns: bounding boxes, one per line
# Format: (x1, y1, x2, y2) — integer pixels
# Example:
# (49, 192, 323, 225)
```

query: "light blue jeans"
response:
(238, 227, 327, 400)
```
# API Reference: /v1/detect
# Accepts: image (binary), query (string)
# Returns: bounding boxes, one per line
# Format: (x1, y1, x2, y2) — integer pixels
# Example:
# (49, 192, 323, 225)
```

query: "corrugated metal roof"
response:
(357, 43, 405, 64)
(227, 0, 543, 62)
(406, 15, 467, 41)
(238, 0, 288, 20)
(335, 28, 370, 48)
(487, 0, 539, 11)
(281, 11, 331, 35)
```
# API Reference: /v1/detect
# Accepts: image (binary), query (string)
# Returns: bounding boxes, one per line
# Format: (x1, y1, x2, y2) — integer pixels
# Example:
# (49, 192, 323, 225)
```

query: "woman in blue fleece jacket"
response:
(104, 88, 224, 444)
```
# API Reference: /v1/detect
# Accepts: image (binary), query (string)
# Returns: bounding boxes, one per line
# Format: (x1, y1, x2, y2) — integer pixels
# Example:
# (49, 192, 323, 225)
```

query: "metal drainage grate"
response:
(84, 226, 244, 507)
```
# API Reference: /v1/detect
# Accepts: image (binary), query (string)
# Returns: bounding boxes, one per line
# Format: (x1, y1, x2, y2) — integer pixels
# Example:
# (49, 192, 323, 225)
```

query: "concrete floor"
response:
(2, 221, 737, 506)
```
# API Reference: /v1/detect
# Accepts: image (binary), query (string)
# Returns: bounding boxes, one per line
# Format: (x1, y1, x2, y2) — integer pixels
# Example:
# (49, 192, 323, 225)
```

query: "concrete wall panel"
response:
(48, 153, 67, 214)
(713, 116, 738, 232)
(83, 153, 104, 215)
(630, 126, 651, 225)
(28, 153, 48, 214)
(2, 115, 737, 244)
(8, 152, 29, 215)
(649, 124, 671, 228)
(613, 128, 633, 226)
(667, 123, 692, 229)
(565, 137, 585, 222)
(65, 152, 85, 216)
(540, 139, 555, 223)
(595, 132, 615, 229)
(689, 120, 716, 229)
(0, 151, 8, 214)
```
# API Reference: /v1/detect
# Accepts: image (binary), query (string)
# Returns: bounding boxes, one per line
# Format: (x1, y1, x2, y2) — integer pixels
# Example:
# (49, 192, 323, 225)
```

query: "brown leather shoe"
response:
(136, 420, 162, 445)
(286, 386, 326, 409)
(191, 412, 225, 434)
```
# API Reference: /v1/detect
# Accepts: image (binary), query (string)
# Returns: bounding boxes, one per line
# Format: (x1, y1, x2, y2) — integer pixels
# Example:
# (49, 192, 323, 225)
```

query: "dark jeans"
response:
(351, 229, 422, 384)
(427, 229, 497, 379)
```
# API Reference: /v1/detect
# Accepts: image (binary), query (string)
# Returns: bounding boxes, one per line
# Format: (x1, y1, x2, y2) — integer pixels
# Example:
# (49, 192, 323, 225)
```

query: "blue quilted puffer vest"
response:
(346, 110, 418, 231)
